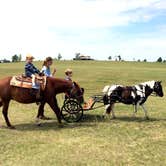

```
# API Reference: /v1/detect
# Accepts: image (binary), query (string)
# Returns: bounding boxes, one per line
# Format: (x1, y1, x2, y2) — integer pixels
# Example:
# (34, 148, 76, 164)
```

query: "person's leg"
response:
(31, 74, 36, 87)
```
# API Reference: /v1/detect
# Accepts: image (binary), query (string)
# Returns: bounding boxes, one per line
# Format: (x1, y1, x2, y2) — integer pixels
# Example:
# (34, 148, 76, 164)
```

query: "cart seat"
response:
(83, 98, 94, 110)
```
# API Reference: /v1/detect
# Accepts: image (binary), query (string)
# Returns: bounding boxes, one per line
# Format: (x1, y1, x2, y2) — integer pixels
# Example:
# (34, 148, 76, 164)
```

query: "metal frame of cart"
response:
(61, 94, 105, 123)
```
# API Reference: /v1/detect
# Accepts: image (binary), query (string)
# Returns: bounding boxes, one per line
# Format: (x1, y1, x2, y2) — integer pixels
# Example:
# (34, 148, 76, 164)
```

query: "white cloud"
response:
(0, 0, 165, 61)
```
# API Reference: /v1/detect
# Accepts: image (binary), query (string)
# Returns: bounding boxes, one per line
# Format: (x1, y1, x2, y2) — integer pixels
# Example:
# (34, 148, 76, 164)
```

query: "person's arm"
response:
(52, 68, 56, 76)
(32, 64, 40, 74)
(25, 63, 33, 77)
(41, 66, 49, 76)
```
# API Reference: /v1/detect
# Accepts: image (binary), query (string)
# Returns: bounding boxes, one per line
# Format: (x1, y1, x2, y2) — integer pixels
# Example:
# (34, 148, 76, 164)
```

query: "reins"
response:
(67, 83, 84, 99)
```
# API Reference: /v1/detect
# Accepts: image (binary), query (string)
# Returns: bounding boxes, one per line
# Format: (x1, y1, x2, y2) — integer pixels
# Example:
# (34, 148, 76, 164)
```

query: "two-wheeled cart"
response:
(61, 94, 106, 123)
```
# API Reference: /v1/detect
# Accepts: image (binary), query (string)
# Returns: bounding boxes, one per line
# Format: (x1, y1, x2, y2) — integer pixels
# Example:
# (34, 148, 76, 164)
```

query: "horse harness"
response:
(65, 83, 84, 100)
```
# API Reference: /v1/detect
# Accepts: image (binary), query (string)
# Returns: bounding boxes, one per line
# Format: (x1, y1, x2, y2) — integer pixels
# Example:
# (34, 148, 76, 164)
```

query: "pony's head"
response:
(153, 81, 164, 97)
(68, 82, 84, 104)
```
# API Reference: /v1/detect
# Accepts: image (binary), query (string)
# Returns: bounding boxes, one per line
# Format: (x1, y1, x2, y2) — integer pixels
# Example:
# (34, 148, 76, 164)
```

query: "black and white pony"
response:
(102, 81, 164, 119)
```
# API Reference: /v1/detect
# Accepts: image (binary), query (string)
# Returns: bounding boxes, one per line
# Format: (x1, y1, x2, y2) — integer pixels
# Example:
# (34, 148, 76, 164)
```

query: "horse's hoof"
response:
(8, 126, 16, 129)
(58, 123, 64, 128)
(102, 115, 106, 119)
(39, 116, 52, 120)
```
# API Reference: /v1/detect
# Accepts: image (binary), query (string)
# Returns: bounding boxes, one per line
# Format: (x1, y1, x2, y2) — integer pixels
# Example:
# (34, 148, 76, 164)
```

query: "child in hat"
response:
(65, 68, 73, 81)
(25, 54, 40, 88)
(64, 68, 73, 99)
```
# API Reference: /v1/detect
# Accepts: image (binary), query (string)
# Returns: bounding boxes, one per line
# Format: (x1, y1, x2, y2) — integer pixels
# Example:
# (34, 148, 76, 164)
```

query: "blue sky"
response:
(0, 0, 166, 61)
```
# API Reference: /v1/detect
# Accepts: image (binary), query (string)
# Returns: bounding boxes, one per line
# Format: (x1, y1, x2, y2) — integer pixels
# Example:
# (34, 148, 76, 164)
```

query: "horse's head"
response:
(68, 82, 84, 104)
(153, 81, 164, 97)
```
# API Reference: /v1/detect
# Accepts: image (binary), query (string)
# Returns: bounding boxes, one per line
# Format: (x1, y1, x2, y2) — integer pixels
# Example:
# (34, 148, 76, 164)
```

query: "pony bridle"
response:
(153, 83, 163, 97)
(136, 84, 159, 97)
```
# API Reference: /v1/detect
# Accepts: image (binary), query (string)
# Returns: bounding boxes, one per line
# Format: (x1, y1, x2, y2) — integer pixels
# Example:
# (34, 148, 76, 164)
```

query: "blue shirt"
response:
(25, 62, 40, 77)
(41, 66, 52, 76)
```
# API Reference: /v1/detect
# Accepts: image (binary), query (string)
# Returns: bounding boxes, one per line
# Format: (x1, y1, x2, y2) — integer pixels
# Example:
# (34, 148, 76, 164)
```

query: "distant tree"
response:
(58, 53, 62, 60)
(18, 54, 22, 61)
(108, 56, 112, 60)
(117, 55, 121, 61)
(12, 54, 19, 62)
(143, 59, 147, 62)
(75, 53, 80, 60)
(157, 57, 162, 63)
(137, 59, 141, 62)
(163, 60, 166, 63)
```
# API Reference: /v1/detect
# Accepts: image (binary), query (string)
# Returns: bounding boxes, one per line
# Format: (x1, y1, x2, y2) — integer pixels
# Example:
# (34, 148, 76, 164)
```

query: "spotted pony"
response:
(102, 81, 164, 119)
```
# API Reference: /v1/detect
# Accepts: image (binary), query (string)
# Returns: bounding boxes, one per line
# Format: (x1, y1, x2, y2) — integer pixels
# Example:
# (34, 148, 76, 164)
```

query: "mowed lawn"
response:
(0, 61, 166, 166)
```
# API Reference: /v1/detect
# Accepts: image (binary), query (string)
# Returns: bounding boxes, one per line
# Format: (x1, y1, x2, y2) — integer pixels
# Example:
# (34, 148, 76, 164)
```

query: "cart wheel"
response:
(61, 99, 83, 123)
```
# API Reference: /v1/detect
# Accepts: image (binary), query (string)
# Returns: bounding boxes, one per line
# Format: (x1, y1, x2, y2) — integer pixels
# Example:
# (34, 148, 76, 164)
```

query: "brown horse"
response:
(0, 76, 84, 129)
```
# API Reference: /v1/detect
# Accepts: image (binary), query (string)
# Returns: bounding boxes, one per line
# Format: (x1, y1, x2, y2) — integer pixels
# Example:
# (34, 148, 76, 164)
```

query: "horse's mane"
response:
(47, 77, 73, 88)
(139, 80, 155, 89)
(47, 77, 80, 87)
(47, 77, 67, 82)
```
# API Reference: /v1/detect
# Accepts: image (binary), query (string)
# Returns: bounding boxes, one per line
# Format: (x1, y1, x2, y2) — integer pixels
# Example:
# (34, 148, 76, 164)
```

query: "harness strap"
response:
(135, 88, 157, 97)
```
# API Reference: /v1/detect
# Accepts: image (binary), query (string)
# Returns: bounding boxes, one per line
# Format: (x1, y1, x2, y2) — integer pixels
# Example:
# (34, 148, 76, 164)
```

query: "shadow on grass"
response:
(80, 113, 166, 123)
(80, 114, 106, 123)
(13, 119, 96, 131)
(2, 114, 165, 131)
(113, 116, 166, 122)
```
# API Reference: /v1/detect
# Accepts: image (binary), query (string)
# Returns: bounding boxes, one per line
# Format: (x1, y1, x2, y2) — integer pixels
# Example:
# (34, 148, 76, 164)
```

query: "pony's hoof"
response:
(145, 117, 150, 120)
(132, 114, 136, 118)
(35, 118, 42, 126)
(37, 123, 42, 126)
(36, 121, 42, 126)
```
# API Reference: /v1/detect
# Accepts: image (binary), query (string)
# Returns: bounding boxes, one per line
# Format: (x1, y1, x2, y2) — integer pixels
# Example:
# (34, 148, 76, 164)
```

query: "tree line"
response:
(156, 57, 166, 63)
(108, 55, 166, 63)
(11, 53, 62, 62)
(1, 53, 166, 63)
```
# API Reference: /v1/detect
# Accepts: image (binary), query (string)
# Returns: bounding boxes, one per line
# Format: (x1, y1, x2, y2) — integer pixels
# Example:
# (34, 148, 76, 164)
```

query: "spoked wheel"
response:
(61, 99, 83, 123)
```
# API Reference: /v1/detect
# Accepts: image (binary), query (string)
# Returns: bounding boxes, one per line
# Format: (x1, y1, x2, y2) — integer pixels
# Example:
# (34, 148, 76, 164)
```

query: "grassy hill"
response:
(0, 61, 166, 166)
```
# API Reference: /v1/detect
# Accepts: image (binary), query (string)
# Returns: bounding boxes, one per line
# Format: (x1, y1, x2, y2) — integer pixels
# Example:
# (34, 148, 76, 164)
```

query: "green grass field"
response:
(0, 61, 166, 166)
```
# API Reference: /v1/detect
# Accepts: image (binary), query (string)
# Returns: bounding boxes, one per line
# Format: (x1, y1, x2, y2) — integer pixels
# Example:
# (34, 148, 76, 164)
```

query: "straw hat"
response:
(65, 68, 73, 74)
(26, 53, 34, 60)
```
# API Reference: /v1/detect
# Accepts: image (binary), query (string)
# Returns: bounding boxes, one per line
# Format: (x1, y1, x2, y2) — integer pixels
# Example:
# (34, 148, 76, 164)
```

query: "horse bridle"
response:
(67, 83, 84, 99)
